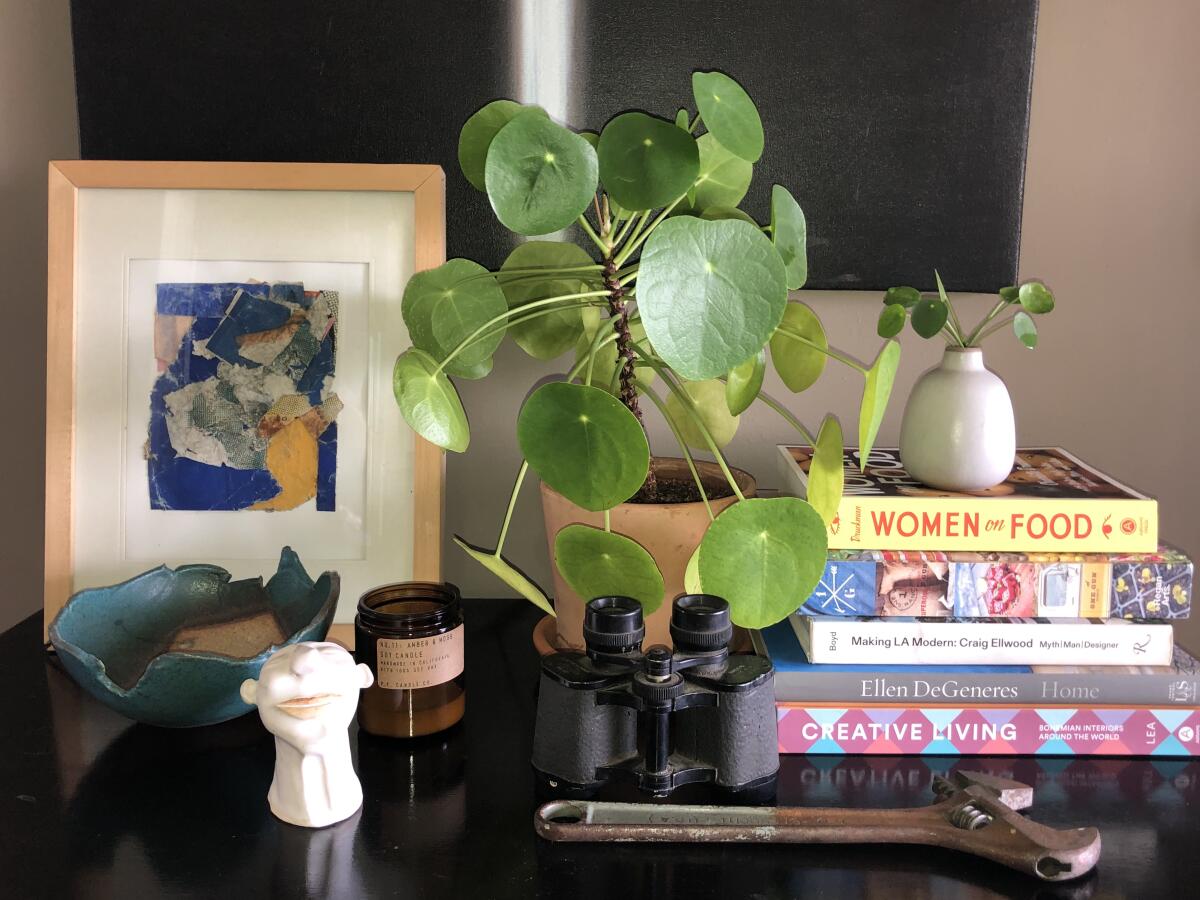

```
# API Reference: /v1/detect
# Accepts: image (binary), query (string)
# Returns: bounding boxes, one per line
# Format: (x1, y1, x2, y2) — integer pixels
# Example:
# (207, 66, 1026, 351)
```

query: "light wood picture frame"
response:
(45, 161, 446, 638)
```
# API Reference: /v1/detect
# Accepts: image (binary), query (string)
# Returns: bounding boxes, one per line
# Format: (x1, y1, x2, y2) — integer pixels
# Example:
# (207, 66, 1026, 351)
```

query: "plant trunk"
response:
(602, 255, 656, 496)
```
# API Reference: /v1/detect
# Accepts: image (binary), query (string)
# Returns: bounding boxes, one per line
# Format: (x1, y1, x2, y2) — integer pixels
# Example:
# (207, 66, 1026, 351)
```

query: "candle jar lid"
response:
(356, 582, 462, 637)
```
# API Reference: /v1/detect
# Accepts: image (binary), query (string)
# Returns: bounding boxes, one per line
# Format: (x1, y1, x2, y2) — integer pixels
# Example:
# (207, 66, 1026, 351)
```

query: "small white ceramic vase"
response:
(898, 346, 1016, 491)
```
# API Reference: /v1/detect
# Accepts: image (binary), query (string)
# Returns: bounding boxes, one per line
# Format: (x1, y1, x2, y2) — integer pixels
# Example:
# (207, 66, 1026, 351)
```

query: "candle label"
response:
(375, 626, 464, 689)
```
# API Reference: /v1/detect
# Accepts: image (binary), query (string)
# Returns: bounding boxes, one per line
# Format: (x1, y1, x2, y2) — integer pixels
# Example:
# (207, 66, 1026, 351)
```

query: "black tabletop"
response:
(3, 599, 1197, 899)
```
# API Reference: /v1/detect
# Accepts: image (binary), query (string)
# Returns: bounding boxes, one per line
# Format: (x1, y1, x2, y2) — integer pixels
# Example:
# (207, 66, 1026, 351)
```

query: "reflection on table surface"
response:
(4, 602, 1198, 899)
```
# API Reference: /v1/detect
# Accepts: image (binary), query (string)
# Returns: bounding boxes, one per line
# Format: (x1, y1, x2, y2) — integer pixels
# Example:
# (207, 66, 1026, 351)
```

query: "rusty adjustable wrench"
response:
(534, 770, 1100, 882)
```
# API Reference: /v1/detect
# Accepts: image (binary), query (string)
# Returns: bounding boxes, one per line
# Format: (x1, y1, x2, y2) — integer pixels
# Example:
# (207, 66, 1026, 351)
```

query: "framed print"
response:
(45, 161, 445, 635)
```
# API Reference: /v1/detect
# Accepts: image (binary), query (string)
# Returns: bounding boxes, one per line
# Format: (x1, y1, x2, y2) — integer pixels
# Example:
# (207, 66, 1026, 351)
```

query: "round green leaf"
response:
(499, 242, 595, 359)
(689, 134, 753, 211)
(684, 544, 703, 594)
(639, 216, 787, 381)
(665, 379, 740, 450)
(402, 258, 507, 379)
(1013, 310, 1038, 348)
(911, 296, 949, 339)
(877, 303, 907, 338)
(858, 341, 901, 462)
(573, 319, 655, 394)
(769, 302, 828, 392)
(579, 130, 599, 149)
(770, 185, 807, 290)
(485, 111, 599, 235)
(675, 108, 690, 129)
(999, 285, 1020, 304)
(517, 382, 649, 511)
(692, 70, 764, 163)
(392, 348, 470, 453)
(554, 524, 665, 614)
(725, 349, 766, 415)
(700, 206, 757, 224)
(454, 536, 554, 617)
(697, 497, 828, 628)
(885, 286, 921, 309)
(598, 111, 700, 212)
(1018, 281, 1055, 314)
(458, 100, 547, 192)
(808, 416, 844, 527)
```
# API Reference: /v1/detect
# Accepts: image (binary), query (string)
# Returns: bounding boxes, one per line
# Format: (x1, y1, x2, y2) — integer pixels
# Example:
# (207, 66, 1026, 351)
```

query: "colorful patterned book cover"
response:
(800, 544, 1191, 620)
(777, 446, 1157, 553)
(776, 704, 1200, 757)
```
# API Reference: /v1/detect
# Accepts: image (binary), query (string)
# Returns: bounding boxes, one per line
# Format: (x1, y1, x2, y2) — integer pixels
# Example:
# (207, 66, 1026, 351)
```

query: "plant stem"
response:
(774, 326, 869, 374)
(614, 196, 685, 267)
(633, 343, 746, 502)
(602, 254, 648, 442)
(611, 211, 638, 250)
(433, 291, 610, 375)
(752, 389, 818, 445)
(973, 313, 1017, 344)
(577, 215, 608, 254)
(603, 508, 611, 532)
(432, 299, 606, 374)
(475, 264, 603, 283)
(964, 298, 1010, 346)
(688, 113, 701, 134)
(640, 385, 714, 520)
(945, 298, 968, 348)
(565, 331, 619, 382)
(617, 210, 653, 260)
(494, 460, 529, 556)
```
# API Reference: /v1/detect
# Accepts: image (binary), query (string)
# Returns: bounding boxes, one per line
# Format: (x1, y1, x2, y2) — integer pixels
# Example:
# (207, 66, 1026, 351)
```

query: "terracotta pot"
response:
(539, 457, 756, 650)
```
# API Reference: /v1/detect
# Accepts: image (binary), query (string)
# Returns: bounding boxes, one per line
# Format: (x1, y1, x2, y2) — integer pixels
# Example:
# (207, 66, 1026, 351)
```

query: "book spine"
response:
(774, 445, 1159, 553)
(795, 617, 1174, 666)
(770, 669, 1200, 707)
(801, 550, 1192, 619)
(825, 497, 1157, 553)
(775, 704, 1200, 757)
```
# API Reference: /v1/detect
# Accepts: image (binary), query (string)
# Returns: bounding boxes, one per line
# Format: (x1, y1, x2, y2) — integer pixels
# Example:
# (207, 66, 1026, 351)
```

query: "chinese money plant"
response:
(393, 71, 901, 629)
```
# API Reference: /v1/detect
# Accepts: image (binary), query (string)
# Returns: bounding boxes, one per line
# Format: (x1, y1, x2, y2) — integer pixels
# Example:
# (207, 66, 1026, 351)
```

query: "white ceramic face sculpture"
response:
(240, 641, 374, 828)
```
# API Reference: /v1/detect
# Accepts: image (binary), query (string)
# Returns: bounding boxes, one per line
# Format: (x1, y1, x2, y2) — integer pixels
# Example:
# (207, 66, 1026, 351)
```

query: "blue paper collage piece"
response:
(148, 281, 339, 512)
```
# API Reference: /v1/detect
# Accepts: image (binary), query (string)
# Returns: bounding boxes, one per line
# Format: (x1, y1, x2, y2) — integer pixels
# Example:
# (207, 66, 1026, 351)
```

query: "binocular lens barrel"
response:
(583, 596, 646, 652)
(670, 594, 734, 652)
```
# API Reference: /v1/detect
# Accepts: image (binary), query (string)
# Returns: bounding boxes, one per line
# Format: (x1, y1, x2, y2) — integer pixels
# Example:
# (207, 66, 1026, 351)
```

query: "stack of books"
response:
(756, 445, 1197, 757)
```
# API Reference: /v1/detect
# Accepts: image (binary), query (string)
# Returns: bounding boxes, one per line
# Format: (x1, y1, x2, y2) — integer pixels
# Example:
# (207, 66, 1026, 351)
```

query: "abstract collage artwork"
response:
(147, 281, 341, 512)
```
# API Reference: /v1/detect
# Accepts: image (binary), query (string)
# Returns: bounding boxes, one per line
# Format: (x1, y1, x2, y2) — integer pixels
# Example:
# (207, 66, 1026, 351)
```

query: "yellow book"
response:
(777, 446, 1157, 553)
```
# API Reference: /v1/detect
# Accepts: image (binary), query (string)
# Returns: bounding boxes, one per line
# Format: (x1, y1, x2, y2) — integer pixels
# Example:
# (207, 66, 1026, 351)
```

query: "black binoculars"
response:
(532, 594, 778, 800)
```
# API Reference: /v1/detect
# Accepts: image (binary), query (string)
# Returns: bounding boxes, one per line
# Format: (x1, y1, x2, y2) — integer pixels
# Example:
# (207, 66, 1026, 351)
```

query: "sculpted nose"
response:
(290, 645, 322, 675)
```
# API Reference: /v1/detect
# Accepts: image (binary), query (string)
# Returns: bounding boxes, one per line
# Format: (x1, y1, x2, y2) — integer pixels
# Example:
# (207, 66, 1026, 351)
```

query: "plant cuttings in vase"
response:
(877, 271, 1056, 349)
(392, 70, 902, 629)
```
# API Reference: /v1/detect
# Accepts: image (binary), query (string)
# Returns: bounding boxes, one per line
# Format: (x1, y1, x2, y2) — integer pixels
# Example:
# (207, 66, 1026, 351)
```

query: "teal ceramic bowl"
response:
(48, 548, 338, 727)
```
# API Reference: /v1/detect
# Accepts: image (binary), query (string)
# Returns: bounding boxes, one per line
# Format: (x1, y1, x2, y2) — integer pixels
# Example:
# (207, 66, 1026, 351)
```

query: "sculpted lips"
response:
(276, 694, 338, 719)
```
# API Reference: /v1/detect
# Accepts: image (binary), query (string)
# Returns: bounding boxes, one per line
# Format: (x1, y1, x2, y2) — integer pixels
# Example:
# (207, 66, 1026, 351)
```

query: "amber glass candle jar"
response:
(355, 582, 465, 738)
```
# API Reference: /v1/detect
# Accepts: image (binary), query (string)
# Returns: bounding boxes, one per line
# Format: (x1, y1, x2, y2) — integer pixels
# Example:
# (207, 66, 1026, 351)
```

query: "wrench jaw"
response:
(932, 770, 1034, 811)
(940, 786, 1102, 883)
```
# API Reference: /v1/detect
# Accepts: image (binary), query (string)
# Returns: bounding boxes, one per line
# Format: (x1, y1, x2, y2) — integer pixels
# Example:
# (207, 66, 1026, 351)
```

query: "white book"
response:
(791, 615, 1174, 667)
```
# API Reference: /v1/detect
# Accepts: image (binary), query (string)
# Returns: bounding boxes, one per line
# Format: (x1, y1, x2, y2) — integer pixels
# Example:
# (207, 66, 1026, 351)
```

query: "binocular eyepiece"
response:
(583, 594, 734, 656)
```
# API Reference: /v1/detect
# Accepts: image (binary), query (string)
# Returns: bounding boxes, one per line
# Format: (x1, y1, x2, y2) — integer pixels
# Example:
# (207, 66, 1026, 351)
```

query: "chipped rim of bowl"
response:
(48, 562, 340, 700)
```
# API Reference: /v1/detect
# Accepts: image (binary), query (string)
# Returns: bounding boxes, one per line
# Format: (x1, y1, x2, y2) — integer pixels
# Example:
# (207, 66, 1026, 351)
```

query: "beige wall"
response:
(4, 2, 1198, 649)
(0, 0, 77, 633)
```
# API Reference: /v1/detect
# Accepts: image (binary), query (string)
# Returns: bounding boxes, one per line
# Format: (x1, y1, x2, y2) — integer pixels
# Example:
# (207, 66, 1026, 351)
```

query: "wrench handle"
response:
(535, 792, 1100, 883)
